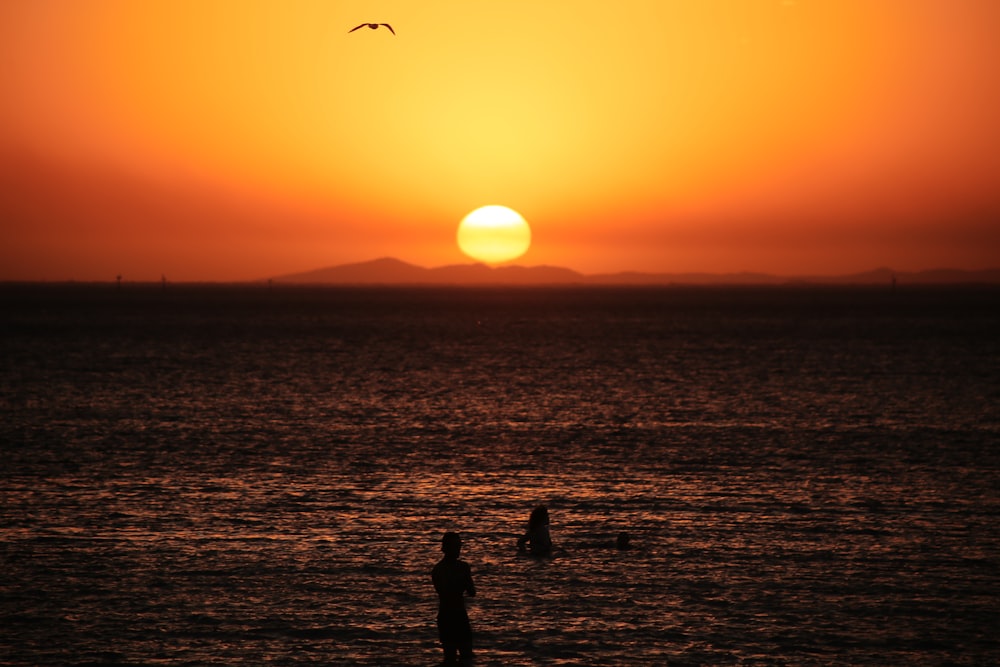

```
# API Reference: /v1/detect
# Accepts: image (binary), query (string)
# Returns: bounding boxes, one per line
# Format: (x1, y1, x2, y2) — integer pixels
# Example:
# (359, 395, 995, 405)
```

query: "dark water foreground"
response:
(1, 284, 998, 665)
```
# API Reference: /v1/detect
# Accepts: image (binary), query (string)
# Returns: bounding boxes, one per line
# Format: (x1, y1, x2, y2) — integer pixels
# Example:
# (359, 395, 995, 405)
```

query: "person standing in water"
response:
(517, 505, 553, 557)
(432, 532, 476, 665)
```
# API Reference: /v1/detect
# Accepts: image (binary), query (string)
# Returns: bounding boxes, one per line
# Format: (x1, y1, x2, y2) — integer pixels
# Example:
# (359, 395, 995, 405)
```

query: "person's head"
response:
(616, 531, 631, 550)
(529, 505, 549, 530)
(441, 531, 462, 558)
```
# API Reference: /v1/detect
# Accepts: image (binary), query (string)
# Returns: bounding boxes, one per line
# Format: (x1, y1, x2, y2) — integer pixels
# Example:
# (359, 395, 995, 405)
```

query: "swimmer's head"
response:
(441, 531, 462, 557)
(529, 505, 549, 529)
(616, 531, 631, 550)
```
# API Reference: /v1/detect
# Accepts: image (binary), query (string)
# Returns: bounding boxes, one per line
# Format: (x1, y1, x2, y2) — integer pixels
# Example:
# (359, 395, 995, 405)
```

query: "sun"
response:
(456, 206, 532, 264)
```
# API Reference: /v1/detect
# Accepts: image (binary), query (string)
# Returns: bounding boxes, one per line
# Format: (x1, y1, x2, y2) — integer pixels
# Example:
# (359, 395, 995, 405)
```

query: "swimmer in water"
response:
(517, 505, 553, 557)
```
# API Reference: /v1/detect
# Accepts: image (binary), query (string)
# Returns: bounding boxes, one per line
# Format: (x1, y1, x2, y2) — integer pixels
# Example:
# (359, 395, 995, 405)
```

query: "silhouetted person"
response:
(517, 505, 553, 557)
(432, 532, 476, 665)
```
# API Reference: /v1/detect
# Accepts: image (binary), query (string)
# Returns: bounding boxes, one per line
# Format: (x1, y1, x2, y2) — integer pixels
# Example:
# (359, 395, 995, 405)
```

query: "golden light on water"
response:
(456, 206, 532, 264)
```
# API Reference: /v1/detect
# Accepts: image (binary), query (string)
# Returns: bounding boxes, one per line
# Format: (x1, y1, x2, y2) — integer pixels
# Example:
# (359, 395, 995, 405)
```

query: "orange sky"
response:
(1, 0, 998, 281)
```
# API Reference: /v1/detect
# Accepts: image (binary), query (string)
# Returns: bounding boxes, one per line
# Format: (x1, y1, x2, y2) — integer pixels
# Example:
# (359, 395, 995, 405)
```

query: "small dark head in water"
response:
(616, 531, 632, 550)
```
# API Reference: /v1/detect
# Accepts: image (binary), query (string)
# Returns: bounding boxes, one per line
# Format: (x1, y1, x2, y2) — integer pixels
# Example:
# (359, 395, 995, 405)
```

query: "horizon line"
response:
(4, 258, 1000, 286)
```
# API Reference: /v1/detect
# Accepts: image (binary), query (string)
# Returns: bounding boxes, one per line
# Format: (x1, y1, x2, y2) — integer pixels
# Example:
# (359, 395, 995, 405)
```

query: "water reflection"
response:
(2, 286, 998, 665)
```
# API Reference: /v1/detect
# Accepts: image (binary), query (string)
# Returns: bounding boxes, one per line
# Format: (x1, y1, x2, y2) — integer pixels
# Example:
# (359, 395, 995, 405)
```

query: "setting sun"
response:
(456, 206, 531, 265)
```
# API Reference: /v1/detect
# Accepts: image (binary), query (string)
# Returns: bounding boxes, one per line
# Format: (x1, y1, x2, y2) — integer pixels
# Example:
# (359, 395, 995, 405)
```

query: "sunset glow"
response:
(1, 1, 998, 280)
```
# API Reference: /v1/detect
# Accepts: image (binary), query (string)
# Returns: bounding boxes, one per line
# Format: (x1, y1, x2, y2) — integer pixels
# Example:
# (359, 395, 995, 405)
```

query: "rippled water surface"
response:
(2, 285, 999, 665)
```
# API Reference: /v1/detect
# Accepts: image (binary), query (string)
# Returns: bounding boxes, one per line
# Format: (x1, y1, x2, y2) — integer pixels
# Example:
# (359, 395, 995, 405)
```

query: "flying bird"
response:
(348, 23, 395, 35)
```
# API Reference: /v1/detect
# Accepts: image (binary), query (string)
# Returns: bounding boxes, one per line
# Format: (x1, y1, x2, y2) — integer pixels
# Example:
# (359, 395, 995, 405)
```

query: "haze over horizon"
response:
(9, 256, 995, 287)
(263, 257, 1000, 286)
(2, 1, 999, 281)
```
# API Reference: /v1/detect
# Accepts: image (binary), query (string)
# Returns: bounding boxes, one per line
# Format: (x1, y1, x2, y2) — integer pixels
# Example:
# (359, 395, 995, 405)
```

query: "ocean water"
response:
(1, 284, 998, 666)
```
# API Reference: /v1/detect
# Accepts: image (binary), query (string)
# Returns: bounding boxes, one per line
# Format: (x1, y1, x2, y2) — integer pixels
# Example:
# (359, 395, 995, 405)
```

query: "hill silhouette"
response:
(270, 258, 1000, 286)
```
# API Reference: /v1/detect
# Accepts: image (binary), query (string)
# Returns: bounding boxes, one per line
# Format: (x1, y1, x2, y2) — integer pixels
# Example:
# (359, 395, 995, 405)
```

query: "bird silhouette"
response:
(348, 23, 395, 35)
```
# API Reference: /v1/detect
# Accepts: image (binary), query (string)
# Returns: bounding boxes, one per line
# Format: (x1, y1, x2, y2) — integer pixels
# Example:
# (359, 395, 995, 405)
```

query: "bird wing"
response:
(348, 24, 365, 33)
(380, 23, 395, 35)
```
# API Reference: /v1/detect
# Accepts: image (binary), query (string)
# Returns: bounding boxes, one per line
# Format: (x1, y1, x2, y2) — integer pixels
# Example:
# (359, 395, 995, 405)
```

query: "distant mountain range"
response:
(270, 258, 1000, 286)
